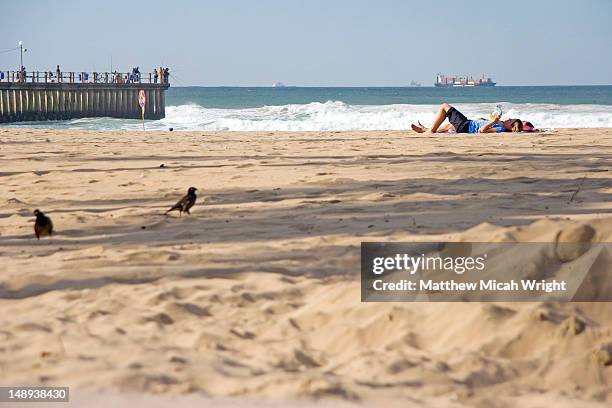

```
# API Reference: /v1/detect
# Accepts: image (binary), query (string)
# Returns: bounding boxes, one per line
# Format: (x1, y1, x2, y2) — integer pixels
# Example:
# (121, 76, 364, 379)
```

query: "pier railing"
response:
(0, 70, 170, 123)
(0, 70, 169, 85)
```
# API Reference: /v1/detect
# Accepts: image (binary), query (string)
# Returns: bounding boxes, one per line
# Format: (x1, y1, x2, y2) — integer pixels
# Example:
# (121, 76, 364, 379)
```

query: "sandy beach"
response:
(1, 127, 611, 407)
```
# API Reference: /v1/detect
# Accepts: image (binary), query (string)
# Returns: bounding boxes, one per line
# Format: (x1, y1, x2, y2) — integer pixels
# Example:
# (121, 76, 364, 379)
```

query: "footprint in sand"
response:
(230, 328, 255, 339)
(16, 322, 52, 332)
(142, 312, 175, 326)
(164, 302, 211, 318)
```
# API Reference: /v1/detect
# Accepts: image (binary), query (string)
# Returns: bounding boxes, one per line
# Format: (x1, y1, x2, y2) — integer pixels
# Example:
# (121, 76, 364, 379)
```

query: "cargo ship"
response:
(434, 73, 496, 87)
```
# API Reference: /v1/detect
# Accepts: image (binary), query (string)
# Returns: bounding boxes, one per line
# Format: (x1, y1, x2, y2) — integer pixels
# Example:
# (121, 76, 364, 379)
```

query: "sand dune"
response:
(0, 128, 611, 407)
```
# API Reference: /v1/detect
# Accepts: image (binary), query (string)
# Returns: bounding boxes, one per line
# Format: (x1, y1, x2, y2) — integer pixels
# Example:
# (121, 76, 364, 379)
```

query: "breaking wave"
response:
(4, 101, 612, 131)
(143, 101, 612, 131)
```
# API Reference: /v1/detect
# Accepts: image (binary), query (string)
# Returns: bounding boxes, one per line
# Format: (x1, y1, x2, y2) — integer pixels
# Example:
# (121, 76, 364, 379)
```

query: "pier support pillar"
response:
(159, 88, 165, 119)
(18, 90, 24, 121)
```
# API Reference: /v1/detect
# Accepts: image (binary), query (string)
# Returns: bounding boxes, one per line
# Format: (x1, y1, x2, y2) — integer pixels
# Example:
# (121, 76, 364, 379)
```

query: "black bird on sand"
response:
(165, 187, 198, 216)
(33, 209, 53, 240)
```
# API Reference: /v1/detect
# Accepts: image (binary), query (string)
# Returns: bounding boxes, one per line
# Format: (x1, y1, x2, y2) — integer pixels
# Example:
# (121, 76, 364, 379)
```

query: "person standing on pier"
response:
(56, 65, 61, 83)
(18, 66, 26, 83)
(163, 67, 169, 83)
(153, 69, 158, 84)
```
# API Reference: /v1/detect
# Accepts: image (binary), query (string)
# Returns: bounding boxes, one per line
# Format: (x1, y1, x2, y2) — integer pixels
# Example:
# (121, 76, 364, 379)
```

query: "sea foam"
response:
(140, 101, 612, 131)
(4, 101, 612, 131)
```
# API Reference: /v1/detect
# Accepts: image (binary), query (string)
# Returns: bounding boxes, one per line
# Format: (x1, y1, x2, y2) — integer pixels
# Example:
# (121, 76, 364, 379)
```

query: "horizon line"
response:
(168, 84, 612, 88)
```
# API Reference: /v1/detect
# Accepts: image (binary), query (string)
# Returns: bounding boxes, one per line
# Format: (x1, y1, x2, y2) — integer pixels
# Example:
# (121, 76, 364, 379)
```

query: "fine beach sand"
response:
(1, 127, 611, 407)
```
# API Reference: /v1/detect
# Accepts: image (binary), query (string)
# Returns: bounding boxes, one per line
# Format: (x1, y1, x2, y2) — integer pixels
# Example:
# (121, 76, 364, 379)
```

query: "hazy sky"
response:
(2, 0, 611, 86)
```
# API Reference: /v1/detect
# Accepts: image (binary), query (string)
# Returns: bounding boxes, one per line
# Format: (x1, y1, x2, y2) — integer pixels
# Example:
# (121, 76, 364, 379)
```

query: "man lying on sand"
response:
(412, 102, 536, 134)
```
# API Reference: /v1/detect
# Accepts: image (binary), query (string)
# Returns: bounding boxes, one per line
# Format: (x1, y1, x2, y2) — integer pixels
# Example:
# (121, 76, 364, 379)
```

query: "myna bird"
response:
(33, 209, 53, 240)
(165, 187, 198, 216)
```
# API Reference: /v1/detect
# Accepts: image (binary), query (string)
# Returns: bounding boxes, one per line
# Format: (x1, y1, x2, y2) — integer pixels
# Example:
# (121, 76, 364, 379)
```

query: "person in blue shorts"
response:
(411, 103, 524, 134)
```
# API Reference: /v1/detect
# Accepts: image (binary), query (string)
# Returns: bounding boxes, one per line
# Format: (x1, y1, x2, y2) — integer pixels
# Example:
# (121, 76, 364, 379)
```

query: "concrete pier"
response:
(0, 72, 170, 123)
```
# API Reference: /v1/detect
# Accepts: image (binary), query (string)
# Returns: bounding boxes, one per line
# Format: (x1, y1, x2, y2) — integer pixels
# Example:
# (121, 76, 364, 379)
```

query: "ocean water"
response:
(4, 86, 612, 131)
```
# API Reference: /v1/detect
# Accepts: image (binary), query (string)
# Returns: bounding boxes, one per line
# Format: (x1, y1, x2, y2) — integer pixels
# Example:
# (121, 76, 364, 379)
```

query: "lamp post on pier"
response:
(18, 41, 27, 69)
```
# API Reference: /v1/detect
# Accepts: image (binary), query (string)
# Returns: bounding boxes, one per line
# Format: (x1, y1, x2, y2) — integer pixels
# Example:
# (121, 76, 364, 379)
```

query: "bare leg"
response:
(412, 121, 455, 134)
(411, 103, 455, 134)
(437, 123, 454, 133)
(428, 103, 453, 134)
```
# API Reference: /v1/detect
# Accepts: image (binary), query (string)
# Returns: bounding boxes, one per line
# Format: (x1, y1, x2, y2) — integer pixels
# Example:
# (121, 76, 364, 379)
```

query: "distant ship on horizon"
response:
(409, 80, 421, 87)
(435, 73, 496, 87)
